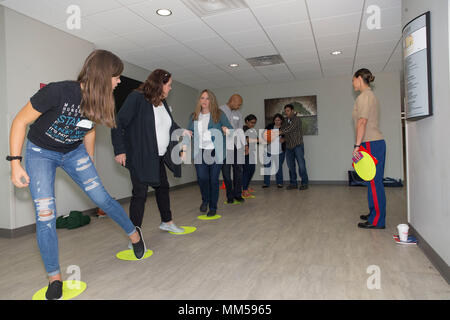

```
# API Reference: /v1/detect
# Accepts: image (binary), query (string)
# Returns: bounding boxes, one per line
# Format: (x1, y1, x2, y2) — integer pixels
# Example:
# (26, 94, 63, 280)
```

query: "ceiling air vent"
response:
(181, 0, 248, 17)
(246, 54, 285, 67)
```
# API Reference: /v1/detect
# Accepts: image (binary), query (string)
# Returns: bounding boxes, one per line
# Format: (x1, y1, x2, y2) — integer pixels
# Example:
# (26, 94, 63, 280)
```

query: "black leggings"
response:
(129, 157, 172, 227)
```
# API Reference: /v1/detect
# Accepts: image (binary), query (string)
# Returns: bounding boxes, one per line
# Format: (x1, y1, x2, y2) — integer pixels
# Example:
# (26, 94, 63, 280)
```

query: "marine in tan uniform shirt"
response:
(352, 87, 384, 142)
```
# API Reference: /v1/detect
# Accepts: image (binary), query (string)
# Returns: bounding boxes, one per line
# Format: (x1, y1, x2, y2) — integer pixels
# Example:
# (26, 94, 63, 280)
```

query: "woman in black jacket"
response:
(111, 69, 188, 242)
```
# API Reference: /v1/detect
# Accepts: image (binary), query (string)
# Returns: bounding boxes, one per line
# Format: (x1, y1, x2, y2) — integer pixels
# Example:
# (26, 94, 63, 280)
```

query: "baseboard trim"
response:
(113, 181, 198, 207)
(0, 224, 36, 238)
(0, 181, 357, 238)
(249, 180, 348, 185)
(0, 181, 198, 239)
(309, 180, 348, 185)
(409, 225, 450, 285)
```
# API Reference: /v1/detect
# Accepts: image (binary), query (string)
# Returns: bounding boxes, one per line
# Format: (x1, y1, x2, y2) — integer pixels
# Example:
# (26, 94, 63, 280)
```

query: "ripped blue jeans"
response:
(25, 140, 136, 276)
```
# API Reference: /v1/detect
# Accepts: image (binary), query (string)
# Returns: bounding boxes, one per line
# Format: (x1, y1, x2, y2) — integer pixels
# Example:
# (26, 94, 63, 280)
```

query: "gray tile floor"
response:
(0, 185, 449, 300)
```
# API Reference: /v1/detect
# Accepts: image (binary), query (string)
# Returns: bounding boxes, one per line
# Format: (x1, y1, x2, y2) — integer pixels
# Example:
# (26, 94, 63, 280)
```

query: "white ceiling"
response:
(0, 0, 403, 89)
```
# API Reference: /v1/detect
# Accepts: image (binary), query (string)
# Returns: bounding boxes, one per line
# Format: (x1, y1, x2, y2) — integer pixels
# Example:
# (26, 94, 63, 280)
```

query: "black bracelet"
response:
(6, 155, 23, 161)
(354, 145, 360, 148)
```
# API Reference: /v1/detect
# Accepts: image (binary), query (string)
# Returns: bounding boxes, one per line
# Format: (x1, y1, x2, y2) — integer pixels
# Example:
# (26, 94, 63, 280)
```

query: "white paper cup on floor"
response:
(397, 224, 409, 242)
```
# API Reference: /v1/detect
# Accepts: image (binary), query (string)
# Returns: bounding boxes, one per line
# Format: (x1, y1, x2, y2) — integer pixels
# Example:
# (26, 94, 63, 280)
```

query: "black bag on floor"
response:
(383, 177, 403, 187)
(348, 170, 365, 186)
(348, 171, 403, 188)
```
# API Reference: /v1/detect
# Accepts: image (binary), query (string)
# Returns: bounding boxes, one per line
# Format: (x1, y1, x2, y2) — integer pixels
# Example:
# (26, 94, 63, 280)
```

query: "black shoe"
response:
(207, 209, 216, 217)
(200, 203, 208, 213)
(277, 184, 283, 188)
(360, 214, 369, 221)
(262, 184, 269, 188)
(225, 198, 235, 204)
(45, 280, 63, 300)
(299, 184, 309, 190)
(234, 197, 245, 203)
(358, 221, 385, 229)
(286, 185, 298, 190)
(132, 226, 146, 260)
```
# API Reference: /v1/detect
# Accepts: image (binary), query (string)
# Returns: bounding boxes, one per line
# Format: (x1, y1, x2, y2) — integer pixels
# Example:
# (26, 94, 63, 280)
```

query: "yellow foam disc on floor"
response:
(198, 214, 222, 220)
(168, 226, 197, 235)
(116, 249, 154, 261)
(32, 280, 87, 300)
(242, 195, 256, 199)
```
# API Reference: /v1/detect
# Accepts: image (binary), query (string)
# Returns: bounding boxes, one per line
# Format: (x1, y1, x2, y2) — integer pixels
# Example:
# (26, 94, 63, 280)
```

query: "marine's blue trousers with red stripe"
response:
(361, 139, 386, 227)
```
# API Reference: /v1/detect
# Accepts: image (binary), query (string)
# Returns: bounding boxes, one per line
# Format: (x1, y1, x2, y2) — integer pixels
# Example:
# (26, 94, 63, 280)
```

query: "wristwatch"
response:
(6, 155, 23, 161)
(353, 144, 360, 148)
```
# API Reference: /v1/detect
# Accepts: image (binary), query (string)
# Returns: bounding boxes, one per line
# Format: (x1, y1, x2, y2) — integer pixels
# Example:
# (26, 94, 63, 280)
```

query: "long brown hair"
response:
(77, 50, 123, 128)
(192, 89, 221, 123)
(136, 69, 171, 106)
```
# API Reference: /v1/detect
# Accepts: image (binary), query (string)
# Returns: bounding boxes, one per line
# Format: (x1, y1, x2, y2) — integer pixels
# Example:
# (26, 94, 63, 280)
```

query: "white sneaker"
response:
(159, 222, 184, 234)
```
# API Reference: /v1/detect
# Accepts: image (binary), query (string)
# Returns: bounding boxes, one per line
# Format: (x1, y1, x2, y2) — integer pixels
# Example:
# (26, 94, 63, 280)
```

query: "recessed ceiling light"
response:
(229, 63, 239, 68)
(156, 9, 172, 16)
(331, 50, 342, 56)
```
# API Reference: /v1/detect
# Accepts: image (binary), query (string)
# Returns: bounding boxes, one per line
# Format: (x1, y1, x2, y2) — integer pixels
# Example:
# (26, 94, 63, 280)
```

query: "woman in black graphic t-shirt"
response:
(8, 50, 146, 300)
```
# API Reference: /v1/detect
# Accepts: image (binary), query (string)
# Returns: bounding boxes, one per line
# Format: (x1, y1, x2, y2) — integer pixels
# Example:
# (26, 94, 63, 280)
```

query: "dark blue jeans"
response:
(263, 151, 286, 185)
(25, 140, 136, 276)
(243, 154, 256, 191)
(195, 149, 223, 211)
(222, 148, 243, 200)
(286, 144, 309, 186)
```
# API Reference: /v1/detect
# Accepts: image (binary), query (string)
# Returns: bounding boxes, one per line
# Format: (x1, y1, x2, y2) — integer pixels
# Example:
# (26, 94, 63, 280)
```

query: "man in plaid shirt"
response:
(278, 104, 309, 190)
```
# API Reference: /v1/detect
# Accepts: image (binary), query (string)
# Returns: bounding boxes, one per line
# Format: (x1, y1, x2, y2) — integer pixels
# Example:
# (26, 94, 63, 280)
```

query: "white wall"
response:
(213, 72, 403, 183)
(4, 8, 95, 230)
(0, 6, 11, 230)
(2, 8, 199, 230)
(402, 0, 450, 265)
(1, 6, 404, 230)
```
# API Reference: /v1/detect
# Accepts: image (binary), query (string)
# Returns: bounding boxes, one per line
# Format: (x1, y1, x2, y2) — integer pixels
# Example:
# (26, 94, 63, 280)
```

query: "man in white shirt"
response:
(220, 94, 246, 203)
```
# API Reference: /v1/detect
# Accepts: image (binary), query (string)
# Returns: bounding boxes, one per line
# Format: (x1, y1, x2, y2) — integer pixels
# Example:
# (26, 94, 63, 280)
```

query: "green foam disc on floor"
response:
(197, 214, 222, 220)
(116, 249, 154, 261)
(223, 200, 241, 205)
(242, 195, 256, 199)
(168, 226, 197, 235)
(32, 280, 87, 300)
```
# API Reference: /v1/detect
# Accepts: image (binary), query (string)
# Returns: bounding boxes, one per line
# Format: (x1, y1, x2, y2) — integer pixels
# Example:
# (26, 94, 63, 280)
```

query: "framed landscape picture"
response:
(264, 95, 318, 135)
